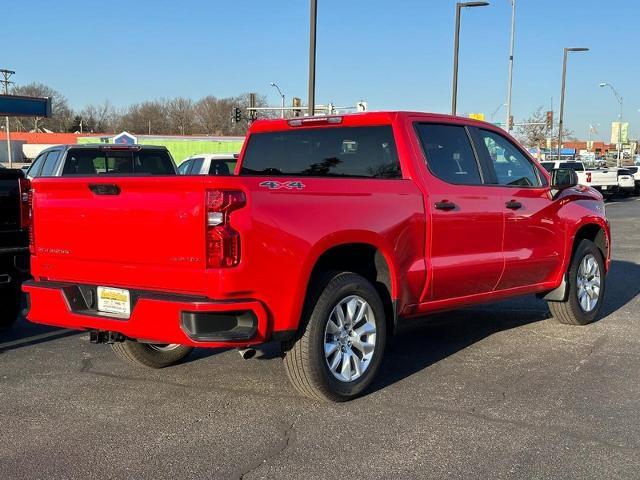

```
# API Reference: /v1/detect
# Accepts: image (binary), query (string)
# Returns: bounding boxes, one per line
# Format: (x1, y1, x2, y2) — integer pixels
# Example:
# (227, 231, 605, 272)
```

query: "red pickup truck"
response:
(24, 112, 610, 401)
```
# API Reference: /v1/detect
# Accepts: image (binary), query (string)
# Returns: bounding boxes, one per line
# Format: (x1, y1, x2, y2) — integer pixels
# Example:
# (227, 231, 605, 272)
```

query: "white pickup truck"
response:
(177, 153, 238, 175)
(540, 160, 619, 197)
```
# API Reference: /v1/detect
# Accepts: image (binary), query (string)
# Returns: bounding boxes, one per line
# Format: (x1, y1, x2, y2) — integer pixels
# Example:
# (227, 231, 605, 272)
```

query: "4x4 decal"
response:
(259, 180, 306, 190)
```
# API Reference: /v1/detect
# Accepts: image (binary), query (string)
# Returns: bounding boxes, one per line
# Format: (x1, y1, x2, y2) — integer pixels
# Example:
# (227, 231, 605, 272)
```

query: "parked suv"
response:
(24, 112, 610, 401)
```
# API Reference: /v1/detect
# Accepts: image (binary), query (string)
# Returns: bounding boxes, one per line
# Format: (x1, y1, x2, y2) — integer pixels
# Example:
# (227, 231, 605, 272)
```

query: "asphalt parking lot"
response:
(1, 197, 639, 480)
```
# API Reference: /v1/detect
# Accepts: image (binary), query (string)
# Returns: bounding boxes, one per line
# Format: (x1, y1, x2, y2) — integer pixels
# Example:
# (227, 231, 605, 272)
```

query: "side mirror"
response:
(551, 168, 578, 190)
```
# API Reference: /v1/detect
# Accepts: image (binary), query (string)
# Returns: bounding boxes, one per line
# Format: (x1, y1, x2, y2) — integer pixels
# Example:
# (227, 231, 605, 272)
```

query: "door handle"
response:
(435, 200, 457, 211)
(505, 199, 522, 210)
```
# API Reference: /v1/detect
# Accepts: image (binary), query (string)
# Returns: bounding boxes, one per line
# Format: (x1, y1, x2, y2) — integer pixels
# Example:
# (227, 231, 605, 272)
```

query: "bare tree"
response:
(194, 96, 228, 135)
(515, 106, 575, 149)
(167, 97, 194, 135)
(79, 101, 117, 133)
(10, 83, 73, 132)
(120, 100, 170, 135)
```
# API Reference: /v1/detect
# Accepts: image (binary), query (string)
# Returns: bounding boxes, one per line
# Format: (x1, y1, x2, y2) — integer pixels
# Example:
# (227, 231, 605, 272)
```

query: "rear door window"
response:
(177, 159, 192, 174)
(40, 150, 62, 177)
(27, 153, 47, 177)
(415, 123, 482, 185)
(241, 126, 401, 179)
(62, 149, 175, 175)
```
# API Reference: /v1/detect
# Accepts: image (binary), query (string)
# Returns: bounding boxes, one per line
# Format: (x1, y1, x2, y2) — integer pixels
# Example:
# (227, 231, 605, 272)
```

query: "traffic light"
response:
(232, 107, 242, 123)
(508, 115, 514, 130)
(292, 97, 302, 117)
(546, 111, 553, 131)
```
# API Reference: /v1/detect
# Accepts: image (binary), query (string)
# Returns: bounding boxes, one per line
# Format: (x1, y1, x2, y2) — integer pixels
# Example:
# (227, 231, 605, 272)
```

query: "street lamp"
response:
(308, 0, 318, 116)
(270, 82, 286, 119)
(451, 1, 490, 115)
(599, 82, 623, 166)
(557, 47, 589, 160)
(505, 0, 516, 131)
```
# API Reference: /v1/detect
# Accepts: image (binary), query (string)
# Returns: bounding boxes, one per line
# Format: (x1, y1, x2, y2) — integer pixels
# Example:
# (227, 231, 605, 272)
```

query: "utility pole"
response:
(1, 69, 15, 168)
(308, 0, 318, 116)
(505, 0, 516, 131)
(557, 48, 589, 160)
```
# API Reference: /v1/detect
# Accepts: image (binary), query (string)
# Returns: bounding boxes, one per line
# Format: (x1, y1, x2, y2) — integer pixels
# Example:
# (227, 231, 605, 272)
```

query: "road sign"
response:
(0, 94, 52, 117)
(113, 131, 137, 145)
(468, 113, 485, 121)
(611, 122, 629, 144)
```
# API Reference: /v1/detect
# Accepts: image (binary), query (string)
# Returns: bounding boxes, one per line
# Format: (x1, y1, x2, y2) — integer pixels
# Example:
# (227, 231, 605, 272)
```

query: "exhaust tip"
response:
(238, 347, 256, 360)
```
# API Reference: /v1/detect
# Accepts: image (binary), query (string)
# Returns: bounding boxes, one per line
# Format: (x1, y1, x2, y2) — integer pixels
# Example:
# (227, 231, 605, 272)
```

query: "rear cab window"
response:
(209, 159, 234, 175)
(61, 148, 176, 176)
(240, 126, 401, 179)
(559, 162, 585, 171)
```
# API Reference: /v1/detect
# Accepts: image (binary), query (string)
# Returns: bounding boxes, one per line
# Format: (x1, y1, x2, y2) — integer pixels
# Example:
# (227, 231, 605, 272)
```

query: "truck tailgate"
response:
(31, 176, 209, 295)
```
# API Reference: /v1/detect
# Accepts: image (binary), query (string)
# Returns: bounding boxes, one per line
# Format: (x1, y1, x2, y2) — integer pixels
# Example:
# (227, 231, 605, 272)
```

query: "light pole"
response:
(557, 47, 589, 160)
(1, 69, 15, 168)
(599, 82, 623, 167)
(451, 2, 490, 115)
(490, 102, 507, 122)
(505, 0, 516, 131)
(270, 82, 286, 119)
(308, 0, 318, 116)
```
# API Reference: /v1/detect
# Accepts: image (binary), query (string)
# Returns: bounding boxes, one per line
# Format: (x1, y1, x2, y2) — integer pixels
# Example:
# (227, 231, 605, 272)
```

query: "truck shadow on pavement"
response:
(369, 258, 639, 395)
(369, 305, 548, 395)
(0, 315, 80, 354)
(599, 259, 640, 317)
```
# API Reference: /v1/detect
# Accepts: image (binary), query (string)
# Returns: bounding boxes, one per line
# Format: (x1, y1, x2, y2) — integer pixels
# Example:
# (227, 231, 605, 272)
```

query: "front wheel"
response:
(548, 239, 605, 325)
(283, 272, 387, 402)
(111, 340, 193, 368)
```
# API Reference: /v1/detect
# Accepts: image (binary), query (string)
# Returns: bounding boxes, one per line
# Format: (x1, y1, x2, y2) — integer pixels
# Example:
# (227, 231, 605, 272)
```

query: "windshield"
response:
(62, 148, 176, 175)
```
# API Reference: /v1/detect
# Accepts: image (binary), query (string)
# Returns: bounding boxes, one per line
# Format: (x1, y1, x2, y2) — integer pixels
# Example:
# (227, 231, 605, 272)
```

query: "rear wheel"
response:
(111, 340, 193, 368)
(548, 239, 605, 325)
(283, 272, 387, 402)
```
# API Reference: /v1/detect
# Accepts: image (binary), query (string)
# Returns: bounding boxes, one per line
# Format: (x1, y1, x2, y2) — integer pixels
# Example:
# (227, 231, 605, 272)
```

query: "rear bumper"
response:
(592, 185, 619, 195)
(22, 280, 271, 347)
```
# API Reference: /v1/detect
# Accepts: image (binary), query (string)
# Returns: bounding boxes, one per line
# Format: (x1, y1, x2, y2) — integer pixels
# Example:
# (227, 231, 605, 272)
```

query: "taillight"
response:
(206, 190, 246, 268)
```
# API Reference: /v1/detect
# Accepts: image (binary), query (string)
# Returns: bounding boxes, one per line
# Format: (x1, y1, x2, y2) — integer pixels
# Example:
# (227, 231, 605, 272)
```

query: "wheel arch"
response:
(302, 240, 398, 336)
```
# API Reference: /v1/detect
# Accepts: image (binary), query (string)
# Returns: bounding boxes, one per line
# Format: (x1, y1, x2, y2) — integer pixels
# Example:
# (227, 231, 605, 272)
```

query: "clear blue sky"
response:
(4, 0, 636, 141)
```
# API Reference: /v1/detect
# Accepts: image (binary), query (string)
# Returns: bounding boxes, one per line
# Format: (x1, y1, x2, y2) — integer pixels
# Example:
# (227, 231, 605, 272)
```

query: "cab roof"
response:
(248, 111, 501, 133)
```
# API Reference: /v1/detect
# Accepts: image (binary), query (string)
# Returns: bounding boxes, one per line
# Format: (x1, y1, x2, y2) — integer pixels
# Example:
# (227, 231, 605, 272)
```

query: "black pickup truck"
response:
(0, 167, 30, 330)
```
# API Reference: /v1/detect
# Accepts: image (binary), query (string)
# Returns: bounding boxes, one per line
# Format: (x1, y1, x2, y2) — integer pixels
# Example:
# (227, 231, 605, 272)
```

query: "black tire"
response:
(283, 272, 387, 402)
(111, 340, 193, 368)
(548, 239, 605, 325)
(0, 287, 21, 331)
